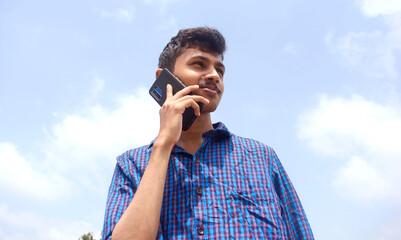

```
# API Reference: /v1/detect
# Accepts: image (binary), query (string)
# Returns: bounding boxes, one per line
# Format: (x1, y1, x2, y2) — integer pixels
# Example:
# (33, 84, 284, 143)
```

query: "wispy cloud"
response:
(144, 0, 186, 5)
(379, 215, 401, 239)
(144, 0, 186, 16)
(97, 6, 135, 22)
(298, 94, 401, 204)
(326, 30, 398, 78)
(157, 16, 178, 33)
(283, 43, 297, 55)
(326, 0, 401, 78)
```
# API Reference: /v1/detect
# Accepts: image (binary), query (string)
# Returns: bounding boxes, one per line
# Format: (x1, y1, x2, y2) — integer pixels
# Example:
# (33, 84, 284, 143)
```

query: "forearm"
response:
(112, 141, 173, 240)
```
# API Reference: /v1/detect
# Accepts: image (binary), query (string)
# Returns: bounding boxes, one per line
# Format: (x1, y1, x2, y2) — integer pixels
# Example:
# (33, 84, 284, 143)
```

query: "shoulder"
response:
(212, 122, 278, 159)
(229, 133, 277, 157)
(117, 144, 152, 162)
(226, 132, 282, 180)
(115, 144, 152, 176)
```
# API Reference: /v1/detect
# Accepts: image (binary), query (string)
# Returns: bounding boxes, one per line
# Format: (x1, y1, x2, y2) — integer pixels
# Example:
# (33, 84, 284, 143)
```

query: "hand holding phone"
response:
(149, 69, 205, 131)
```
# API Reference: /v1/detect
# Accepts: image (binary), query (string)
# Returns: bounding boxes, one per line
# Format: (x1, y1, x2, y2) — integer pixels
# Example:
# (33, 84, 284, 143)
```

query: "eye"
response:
(193, 61, 204, 67)
(216, 68, 225, 77)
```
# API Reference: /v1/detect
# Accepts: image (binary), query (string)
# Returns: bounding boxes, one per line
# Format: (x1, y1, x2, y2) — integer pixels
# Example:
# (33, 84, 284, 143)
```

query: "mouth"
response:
(198, 82, 221, 94)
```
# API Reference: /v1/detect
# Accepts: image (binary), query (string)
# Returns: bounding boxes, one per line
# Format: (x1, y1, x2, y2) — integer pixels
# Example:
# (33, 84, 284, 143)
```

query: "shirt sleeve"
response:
(101, 149, 164, 240)
(270, 149, 314, 239)
(101, 156, 137, 240)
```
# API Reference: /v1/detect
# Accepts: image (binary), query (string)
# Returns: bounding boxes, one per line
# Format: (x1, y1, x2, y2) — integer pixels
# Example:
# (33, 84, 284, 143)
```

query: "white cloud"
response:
(356, 0, 401, 17)
(332, 156, 390, 202)
(298, 94, 401, 203)
(0, 204, 100, 240)
(0, 81, 159, 200)
(0, 76, 159, 238)
(0, 142, 72, 201)
(97, 6, 135, 22)
(298, 94, 401, 156)
(42, 86, 159, 192)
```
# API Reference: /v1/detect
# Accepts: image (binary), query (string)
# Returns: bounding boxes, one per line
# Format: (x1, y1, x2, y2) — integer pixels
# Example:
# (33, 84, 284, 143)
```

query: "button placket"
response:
(194, 156, 202, 196)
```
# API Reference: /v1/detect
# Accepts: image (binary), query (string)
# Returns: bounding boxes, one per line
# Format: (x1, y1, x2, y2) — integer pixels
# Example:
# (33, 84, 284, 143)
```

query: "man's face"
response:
(172, 48, 225, 113)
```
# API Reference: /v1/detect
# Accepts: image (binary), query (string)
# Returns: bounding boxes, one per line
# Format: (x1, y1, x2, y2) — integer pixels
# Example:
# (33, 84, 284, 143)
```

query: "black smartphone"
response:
(149, 68, 204, 131)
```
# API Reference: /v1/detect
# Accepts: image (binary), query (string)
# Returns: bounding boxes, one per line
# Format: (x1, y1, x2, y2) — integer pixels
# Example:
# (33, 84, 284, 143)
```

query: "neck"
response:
(177, 113, 214, 155)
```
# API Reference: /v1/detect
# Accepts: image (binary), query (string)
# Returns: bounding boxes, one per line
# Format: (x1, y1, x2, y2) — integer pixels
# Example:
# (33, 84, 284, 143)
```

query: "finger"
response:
(175, 99, 203, 116)
(174, 95, 209, 106)
(172, 85, 200, 99)
(166, 84, 173, 98)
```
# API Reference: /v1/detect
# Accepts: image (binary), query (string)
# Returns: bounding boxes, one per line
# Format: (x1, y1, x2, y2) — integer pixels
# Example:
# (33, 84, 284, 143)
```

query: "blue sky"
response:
(1, 0, 400, 239)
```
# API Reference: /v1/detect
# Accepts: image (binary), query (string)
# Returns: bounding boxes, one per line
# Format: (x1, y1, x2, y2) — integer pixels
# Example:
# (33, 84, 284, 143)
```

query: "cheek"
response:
(219, 82, 224, 93)
(176, 72, 201, 87)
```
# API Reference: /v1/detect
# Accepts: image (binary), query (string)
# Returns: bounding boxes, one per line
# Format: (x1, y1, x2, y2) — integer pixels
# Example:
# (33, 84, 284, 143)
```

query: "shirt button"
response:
(196, 188, 202, 195)
(197, 226, 204, 235)
(196, 158, 200, 163)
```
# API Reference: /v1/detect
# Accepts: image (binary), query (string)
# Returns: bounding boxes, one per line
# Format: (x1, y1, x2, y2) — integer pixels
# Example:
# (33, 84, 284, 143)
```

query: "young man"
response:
(102, 27, 314, 240)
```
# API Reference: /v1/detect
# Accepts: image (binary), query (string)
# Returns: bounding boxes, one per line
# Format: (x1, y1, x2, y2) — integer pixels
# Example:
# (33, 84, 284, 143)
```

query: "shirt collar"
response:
(148, 122, 231, 150)
(202, 122, 231, 139)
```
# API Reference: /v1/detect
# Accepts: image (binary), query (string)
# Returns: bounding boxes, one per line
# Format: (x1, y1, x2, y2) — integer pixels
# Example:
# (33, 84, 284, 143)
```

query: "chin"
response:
(202, 104, 218, 113)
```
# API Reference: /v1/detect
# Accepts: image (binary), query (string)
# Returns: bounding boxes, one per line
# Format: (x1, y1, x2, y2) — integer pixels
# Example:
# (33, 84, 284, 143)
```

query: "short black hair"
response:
(158, 27, 226, 72)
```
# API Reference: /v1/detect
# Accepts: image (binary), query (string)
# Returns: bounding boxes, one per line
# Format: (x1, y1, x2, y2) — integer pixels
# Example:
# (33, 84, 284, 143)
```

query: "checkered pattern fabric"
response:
(102, 122, 314, 239)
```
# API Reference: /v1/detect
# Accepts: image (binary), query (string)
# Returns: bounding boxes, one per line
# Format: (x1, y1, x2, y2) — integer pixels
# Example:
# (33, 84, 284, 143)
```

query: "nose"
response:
(204, 68, 220, 83)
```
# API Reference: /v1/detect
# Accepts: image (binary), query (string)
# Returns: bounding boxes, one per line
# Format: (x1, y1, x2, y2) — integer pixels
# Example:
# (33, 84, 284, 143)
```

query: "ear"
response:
(155, 68, 163, 78)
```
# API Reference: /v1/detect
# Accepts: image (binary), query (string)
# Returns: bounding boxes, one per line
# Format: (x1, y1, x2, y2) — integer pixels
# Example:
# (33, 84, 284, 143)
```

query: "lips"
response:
(198, 82, 221, 94)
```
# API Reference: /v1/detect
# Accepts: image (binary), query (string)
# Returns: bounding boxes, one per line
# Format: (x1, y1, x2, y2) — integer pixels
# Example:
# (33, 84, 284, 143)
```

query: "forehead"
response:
(177, 48, 223, 63)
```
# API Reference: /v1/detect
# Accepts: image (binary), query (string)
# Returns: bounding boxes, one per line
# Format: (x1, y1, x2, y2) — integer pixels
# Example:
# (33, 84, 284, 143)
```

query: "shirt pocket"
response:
(226, 188, 283, 239)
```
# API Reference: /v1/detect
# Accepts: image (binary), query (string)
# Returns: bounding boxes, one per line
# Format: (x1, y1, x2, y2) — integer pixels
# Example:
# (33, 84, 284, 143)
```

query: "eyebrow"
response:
(191, 55, 225, 71)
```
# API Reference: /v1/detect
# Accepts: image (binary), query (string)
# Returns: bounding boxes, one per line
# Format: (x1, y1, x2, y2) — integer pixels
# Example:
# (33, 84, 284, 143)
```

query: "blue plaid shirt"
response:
(102, 122, 314, 239)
